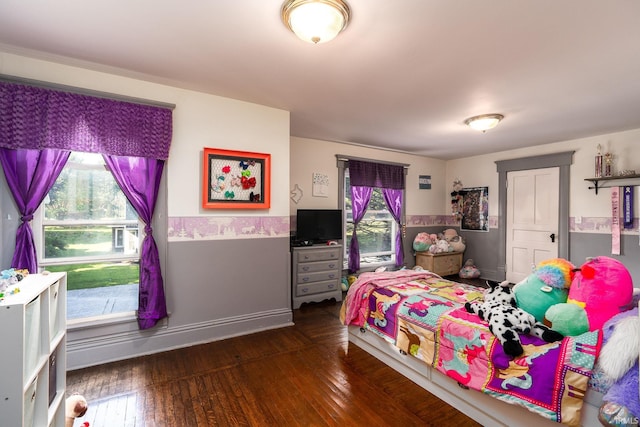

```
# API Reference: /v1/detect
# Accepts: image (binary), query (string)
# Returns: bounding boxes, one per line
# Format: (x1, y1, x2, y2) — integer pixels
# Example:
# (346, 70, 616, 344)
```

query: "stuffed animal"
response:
(465, 281, 564, 357)
(413, 232, 435, 252)
(596, 307, 639, 427)
(512, 258, 574, 325)
(429, 239, 451, 254)
(459, 259, 480, 279)
(65, 394, 89, 427)
(442, 228, 466, 252)
(545, 256, 635, 336)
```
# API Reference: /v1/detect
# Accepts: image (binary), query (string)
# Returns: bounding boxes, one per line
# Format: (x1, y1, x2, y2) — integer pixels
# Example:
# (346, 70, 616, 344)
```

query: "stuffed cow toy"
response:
(465, 281, 564, 357)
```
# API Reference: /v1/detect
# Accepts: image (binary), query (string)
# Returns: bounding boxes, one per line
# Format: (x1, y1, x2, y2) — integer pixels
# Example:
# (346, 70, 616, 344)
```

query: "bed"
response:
(341, 269, 606, 427)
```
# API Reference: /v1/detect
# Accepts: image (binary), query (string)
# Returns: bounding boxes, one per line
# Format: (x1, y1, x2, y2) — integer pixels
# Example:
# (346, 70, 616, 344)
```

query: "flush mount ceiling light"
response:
(464, 114, 504, 132)
(281, 0, 351, 44)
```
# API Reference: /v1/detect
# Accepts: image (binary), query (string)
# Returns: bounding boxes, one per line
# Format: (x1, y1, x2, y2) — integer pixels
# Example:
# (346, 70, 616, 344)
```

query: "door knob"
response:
(550, 233, 556, 243)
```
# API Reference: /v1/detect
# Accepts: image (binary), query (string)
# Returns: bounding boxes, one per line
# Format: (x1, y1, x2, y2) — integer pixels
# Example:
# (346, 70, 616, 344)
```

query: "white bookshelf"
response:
(0, 272, 67, 427)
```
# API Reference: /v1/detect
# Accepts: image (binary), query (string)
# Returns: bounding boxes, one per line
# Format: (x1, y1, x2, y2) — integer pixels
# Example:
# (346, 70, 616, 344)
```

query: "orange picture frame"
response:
(202, 147, 271, 209)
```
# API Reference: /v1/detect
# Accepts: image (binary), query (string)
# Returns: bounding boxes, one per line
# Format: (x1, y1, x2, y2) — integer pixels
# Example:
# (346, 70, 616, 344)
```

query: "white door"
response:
(506, 167, 559, 283)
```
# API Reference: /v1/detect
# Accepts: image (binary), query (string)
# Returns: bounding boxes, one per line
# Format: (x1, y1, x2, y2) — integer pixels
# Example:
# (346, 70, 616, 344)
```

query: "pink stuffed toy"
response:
(568, 256, 634, 331)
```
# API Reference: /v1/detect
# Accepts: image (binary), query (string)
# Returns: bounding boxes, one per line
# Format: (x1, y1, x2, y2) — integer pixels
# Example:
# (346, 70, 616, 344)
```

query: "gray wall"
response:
(570, 232, 640, 281)
(165, 238, 291, 325)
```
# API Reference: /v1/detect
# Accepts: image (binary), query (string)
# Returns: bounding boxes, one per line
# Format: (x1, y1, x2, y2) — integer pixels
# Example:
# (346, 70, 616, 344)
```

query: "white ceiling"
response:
(1, 1, 639, 160)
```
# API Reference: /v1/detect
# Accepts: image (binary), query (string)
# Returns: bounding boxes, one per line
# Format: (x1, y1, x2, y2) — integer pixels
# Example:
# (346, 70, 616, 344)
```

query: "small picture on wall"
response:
(312, 172, 329, 197)
(460, 186, 489, 231)
(419, 175, 431, 189)
(202, 147, 271, 209)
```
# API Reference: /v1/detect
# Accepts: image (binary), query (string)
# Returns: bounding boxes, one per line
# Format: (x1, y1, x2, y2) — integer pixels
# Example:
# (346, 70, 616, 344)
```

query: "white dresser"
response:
(291, 245, 343, 309)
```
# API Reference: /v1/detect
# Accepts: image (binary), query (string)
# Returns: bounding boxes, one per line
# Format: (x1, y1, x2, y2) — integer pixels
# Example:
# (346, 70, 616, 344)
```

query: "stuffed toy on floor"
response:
(459, 258, 480, 279)
(465, 280, 564, 357)
(65, 394, 89, 427)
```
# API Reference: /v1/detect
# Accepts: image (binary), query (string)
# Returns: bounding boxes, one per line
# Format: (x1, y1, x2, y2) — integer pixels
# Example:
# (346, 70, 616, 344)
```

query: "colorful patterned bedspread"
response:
(342, 270, 601, 426)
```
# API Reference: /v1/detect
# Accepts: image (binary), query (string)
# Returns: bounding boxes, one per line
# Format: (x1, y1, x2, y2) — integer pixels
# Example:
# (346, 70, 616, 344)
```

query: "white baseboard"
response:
(67, 308, 293, 370)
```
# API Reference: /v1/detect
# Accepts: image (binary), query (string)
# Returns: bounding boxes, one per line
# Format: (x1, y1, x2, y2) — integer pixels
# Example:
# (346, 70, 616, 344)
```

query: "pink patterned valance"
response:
(0, 81, 173, 160)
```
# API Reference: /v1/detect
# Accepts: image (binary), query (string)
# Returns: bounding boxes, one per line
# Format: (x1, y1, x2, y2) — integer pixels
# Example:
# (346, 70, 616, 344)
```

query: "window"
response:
(343, 170, 398, 269)
(33, 152, 140, 321)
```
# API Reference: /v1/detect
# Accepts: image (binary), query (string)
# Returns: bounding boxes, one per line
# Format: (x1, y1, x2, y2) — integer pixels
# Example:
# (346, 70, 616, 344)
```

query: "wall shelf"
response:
(584, 174, 640, 194)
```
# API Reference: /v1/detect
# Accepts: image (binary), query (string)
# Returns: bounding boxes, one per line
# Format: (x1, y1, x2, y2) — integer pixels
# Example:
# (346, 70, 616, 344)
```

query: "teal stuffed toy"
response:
(513, 258, 575, 324)
(413, 232, 436, 252)
(544, 303, 590, 337)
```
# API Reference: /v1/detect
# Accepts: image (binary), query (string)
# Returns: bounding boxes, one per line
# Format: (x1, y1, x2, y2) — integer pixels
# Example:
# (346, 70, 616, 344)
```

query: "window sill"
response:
(67, 311, 138, 331)
(344, 260, 398, 273)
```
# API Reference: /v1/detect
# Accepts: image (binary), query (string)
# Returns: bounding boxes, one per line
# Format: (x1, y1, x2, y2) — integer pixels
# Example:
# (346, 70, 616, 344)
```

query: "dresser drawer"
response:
(295, 247, 341, 263)
(296, 280, 340, 297)
(297, 259, 341, 274)
(296, 270, 340, 284)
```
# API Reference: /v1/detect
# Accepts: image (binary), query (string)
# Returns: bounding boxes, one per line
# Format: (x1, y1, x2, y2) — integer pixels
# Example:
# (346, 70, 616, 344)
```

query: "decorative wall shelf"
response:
(584, 174, 640, 194)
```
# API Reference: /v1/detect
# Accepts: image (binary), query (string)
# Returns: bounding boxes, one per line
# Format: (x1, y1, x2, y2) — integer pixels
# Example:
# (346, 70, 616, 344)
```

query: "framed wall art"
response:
(202, 147, 271, 209)
(460, 186, 489, 231)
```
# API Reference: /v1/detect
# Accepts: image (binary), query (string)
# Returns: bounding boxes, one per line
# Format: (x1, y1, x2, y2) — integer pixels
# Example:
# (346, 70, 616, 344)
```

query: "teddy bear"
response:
(442, 228, 466, 252)
(428, 238, 451, 254)
(65, 394, 89, 427)
(465, 280, 564, 357)
(544, 256, 636, 336)
(595, 306, 639, 427)
(512, 258, 575, 330)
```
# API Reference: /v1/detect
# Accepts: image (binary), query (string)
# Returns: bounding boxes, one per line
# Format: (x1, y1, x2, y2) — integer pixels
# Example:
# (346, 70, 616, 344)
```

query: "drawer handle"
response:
(328, 283, 335, 289)
(302, 266, 309, 271)
(302, 288, 309, 293)
(328, 274, 335, 279)
(302, 277, 309, 282)
(328, 263, 335, 268)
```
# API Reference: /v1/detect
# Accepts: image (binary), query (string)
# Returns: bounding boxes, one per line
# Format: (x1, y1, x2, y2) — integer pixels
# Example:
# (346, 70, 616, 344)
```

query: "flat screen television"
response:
(295, 209, 343, 244)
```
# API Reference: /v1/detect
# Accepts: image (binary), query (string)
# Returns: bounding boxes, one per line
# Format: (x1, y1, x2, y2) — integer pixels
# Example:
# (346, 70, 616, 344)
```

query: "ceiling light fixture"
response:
(464, 114, 504, 132)
(281, 0, 350, 44)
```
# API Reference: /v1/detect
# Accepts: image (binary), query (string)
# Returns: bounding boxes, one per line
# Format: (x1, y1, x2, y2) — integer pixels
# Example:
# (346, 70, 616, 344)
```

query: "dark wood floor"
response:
(67, 293, 482, 427)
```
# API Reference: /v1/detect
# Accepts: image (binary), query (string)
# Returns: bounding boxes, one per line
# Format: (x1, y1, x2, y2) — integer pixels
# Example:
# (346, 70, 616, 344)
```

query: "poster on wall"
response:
(312, 172, 329, 197)
(460, 186, 489, 231)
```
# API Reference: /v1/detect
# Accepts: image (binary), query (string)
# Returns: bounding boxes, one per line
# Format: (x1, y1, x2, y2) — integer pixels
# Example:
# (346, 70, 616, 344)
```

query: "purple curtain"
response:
(348, 160, 404, 189)
(0, 82, 173, 159)
(348, 185, 372, 273)
(348, 160, 405, 273)
(383, 188, 404, 267)
(0, 148, 70, 273)
(103, 155, 167, 330)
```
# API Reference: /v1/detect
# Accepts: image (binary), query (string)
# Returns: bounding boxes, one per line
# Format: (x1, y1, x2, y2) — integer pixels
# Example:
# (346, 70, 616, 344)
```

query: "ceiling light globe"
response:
(465, 114, 504, 132)
(282, 0, 350, 44)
